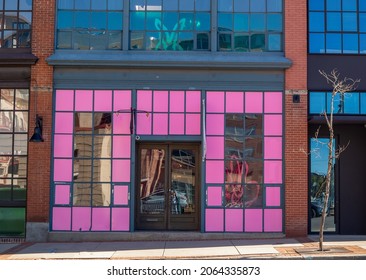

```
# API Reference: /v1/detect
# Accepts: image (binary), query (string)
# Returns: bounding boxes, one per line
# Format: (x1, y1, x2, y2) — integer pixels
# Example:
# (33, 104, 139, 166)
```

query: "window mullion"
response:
(122, 0, 129, 50)
(211, 0, 218, 52)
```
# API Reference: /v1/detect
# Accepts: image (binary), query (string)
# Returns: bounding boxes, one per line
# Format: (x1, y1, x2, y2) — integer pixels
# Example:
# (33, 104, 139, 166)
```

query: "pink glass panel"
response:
(225, 209, 243, 232)
(113, 136, 131, 158)
(264, 209, 282, 232)
(153, 91, 168, 112)
(75, 90, 93, 111)
(114, 185, 129, 205)
(170, 91, 185, 112)
(207, 91, 225, 113)
(205, 209, 224, 231)
(244, 209, 263, 232)
(54, 159, 72, 181)
(55, 185, 70, 205)
(72, 207, 91, 231)
(52, 207, 71, 230)
(113, 113, 131, 134)
(186, 91, 201, 112)
(264, 137, 282, 159)
(114, 90, 131, 111)
(266, 187, 281, 207)
(91, 208, 110, 231)
(153, 113, 168, 135)
(185, 114, 201, 135)
(112, 208, 130, 231)
(206, 137, 224, 159)
(207, 186, 222, 206)
(245, 92, 263, 113)
(264, 92, 282, 113)
(55, 112, 73, 133)
(54, 134, 73, 158)
(137, 90, 152, 111)
(264, 115, 282, 136)
(112, 160, 131, 182)
(264, 161, 282, 184)
(169, 114, 184, 134)
(94, 90, 112, 111)
(56, 90, 74, 111)
(206, 160, 224, 183)
(136, 112, 152, 135)
(206, 114, 224, 135)
(226, 91, 244, 113)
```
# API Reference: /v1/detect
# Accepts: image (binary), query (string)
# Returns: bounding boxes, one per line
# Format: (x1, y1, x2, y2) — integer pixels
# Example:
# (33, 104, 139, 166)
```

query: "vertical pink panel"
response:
(54, 159, 72, 181)
(72, 207, 91, 231)
(245, 92, 263, 113)
(207, 91, 225, 113)
(114, 90, 131, 111)
(185, 114, 201, 135)
(266, 187, 281, 207)
(75, 90, 93, 111)
(244, 209, 263, 232)
(225, 209, 243, 232)
(112, 208, 130, 231)
(264, 115, 282, 136)
(207, 186, 222, 206)
(153, 90, 168, 112)
(54, 135, 73, 158)
(264, 209, 282, 232)
(94, 90, 112, 111)
(206, 114, 224, 135)
(56, 90, 74, 111)
(137, 90, 152, 111)
(153, 113, 168, 135)
(206, 160, 224, 183)
(91, 208, 110, 231)
(264, 137, 282, 159)
(136, 113, 152, 135)
(206, 137, 224, 159)
(55, 112, 74, 133)
(226, 91, 244, 113)
(205, 209, 224, 231)
(264, 161, 282, 184)
(170, 91, 185, 112)
(52, 207, 71, 230)
(113, 113, 131, 134)
(112, 160, 131, 182)
(114, 185, 129, 205)
(264, 92, 282, 113)
(55, 185, 70, 205)
(113, 136, 131, 158)
(169, 114, 184, 134)
(186, 91, 201, 112)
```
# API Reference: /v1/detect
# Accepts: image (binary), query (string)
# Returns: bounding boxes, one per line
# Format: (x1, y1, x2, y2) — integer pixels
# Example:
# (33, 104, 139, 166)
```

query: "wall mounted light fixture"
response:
(29, 114, 44, 142)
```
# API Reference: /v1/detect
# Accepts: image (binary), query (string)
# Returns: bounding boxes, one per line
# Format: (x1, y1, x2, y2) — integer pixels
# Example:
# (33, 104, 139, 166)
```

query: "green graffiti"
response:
(154, 18, 186, 50)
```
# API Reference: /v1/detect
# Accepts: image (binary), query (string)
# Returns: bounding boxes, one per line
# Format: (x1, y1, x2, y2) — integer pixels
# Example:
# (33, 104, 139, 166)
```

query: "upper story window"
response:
(309, 0, 366, 54)
(56, 0, 283, 52)
(0, 0, 32, 48)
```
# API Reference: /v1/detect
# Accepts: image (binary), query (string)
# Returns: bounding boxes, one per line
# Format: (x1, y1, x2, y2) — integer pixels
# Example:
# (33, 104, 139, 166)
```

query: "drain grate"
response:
(0, 238, 25, 244)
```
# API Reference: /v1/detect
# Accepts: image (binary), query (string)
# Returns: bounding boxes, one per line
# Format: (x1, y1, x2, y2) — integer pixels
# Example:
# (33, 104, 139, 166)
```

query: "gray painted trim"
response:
(47, 51, 292, 69)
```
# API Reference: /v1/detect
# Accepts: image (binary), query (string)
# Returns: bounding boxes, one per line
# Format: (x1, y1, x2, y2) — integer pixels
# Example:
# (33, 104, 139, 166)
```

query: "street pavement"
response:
(1, 235, 366, 260)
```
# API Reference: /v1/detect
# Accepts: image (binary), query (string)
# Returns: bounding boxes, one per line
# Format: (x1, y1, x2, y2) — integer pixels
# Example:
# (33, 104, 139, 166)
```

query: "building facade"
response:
(0, 0, 333, 241)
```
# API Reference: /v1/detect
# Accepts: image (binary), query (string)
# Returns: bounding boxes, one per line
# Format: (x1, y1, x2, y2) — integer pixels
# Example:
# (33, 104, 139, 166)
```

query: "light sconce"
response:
(29, 114, 44, 142)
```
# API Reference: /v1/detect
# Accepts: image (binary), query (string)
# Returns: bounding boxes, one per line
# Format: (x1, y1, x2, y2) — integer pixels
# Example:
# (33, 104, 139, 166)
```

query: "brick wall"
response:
(27, 0, 55, 223)
(284, 0, 308, 237)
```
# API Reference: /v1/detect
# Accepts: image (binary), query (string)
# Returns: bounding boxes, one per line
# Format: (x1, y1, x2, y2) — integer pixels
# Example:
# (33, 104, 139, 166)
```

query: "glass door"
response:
(136, 144, 200, 230)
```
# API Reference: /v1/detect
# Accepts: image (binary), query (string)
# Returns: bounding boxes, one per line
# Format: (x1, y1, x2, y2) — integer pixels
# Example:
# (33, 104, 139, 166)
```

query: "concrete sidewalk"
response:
(1, 235, 366, 260)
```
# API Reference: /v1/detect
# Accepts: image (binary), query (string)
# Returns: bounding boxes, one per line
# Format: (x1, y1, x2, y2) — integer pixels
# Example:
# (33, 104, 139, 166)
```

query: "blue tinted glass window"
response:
(309, 0, 324, 11)
(179, 0, 194, 11)
(326, 33, 341, 53)
(19, 0, 32, 9)
(234, 14, 249, 32)
(267, 0, 282, 12)
(58, 0, 73, 9)
(250, 0, 265, 12)
(75, 12, 90, 29)
(309, 12, 325, 32)
(360, 0, 366, 11)
(309, 33, 325, 53)
(218, 13, 233, 30)
(234, 0, 249, 12)
(180, 12, 194, 30)
(196, 13, 210, 31)
(5, 0, 17, 9)
(108, 12, 123, 30)
(267, 14, 282, 32)
(91, 12, 107, 29)
(268, 34, 281, 51)
(360, 13, 366, 32)
(360, 34, 366, 53)
(327, 12, 341, 31)
(162, 12, 178, 30)
(250, 14, 265, 31)
(342, 13, 357, 31)
(130, 12, 145, 30)
(75, 0, 90, 10)
(343, 34, 358, 53)
(92, 0, 106, 10)
(361, 93, 366, 114)
(326, 0, 341, 11)
(146, 12, 161, 30)
(327, 92, 342, 113)
(344, 93, 360, 114)
(108, 0, 123, 10)
(310, 92, 326, 114)
(343, 0, 357, 11)
(163, 0, 178, 10)
(218, 0, 233, 12)
(58, 11, 73, 29)
(195, 0, 210, 11)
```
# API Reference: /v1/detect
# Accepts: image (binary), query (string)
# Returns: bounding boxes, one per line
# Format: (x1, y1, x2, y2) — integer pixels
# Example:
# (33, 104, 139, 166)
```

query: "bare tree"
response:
(316, 69, 360, 251)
